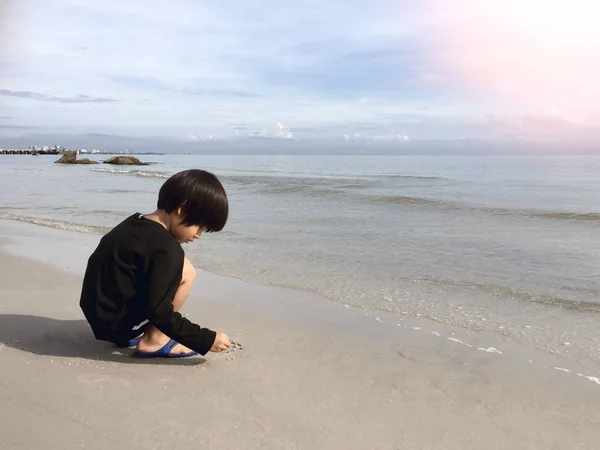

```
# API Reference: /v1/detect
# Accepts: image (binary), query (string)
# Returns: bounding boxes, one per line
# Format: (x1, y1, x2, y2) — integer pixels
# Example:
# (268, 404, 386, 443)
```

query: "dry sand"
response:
(1, 222, 599, 450)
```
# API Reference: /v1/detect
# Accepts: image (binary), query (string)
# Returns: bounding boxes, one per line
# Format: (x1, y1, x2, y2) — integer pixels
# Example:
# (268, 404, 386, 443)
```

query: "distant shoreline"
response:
(0, 150, 166, 156)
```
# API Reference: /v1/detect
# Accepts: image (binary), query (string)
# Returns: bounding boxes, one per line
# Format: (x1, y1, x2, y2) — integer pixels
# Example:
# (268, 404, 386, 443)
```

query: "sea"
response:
(1, 153, 599, 368)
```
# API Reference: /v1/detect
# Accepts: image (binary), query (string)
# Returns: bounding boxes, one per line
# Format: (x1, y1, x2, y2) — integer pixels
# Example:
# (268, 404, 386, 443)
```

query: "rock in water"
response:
(103, 156, 147, 165)
(54, 153, 77, 164)
(54, 153, 99, 164)
(77, 158, 99, 164)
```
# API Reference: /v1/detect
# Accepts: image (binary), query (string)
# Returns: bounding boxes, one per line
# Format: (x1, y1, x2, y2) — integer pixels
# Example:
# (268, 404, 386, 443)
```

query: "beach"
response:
(1, 220, 599, 449)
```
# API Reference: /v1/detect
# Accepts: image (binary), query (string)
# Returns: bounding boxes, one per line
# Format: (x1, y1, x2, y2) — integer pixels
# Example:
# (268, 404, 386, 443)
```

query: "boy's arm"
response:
(145, 248, 217, 355)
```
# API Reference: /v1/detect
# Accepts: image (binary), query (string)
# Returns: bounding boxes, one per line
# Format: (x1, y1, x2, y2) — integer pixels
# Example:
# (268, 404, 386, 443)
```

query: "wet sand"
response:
(1, 221, 599, 449)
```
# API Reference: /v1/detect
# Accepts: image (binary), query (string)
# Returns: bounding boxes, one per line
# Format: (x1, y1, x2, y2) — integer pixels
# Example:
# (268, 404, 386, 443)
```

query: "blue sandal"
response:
(115, 335, 143, 348)
(134, 338, 198, 358)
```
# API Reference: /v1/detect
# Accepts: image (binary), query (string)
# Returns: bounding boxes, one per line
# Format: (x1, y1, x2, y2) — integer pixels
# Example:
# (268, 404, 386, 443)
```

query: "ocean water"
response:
(1, 154, 599, 367)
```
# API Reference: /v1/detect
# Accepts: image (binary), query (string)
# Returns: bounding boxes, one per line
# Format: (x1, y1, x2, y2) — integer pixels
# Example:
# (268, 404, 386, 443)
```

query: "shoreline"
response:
(1, 218, 599, 389)
(1, 222, 600, 448)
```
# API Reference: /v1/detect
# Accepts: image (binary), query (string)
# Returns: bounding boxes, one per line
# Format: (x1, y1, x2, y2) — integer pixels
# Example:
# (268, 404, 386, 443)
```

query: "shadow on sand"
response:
(0, 314, 206, 366)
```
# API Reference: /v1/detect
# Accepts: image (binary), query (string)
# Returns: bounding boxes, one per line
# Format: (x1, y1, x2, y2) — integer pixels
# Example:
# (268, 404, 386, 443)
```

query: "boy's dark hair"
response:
(157, 169, 228, 232)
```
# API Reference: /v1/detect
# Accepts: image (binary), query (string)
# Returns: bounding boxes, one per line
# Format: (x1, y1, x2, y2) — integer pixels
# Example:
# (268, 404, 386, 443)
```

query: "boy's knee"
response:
(182, 257, 196, 283)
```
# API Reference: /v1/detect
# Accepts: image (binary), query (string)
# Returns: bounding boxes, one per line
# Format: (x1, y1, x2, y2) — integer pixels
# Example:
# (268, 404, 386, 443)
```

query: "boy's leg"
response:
(136, 257, 197, 355)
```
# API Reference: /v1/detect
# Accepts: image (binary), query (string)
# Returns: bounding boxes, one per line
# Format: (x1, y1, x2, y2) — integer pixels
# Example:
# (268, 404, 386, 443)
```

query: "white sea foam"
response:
(585, 376, 600, 386)
(0, 213, 107, 235)
(91, 167, 134, 174)
(91, 167, 170, 179)
(477, 347, 503, 355)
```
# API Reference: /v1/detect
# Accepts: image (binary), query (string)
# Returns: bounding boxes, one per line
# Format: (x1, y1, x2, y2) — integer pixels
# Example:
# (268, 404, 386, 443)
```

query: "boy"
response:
(80, 169, 231, 358)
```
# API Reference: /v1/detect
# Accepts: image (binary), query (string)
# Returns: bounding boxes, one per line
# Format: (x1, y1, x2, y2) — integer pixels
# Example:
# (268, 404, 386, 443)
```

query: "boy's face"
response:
(170, 210, 204, 244)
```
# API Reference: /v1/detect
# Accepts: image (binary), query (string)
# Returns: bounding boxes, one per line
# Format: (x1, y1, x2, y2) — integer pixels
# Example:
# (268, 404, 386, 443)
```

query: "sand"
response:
(1, 221, 599, 449)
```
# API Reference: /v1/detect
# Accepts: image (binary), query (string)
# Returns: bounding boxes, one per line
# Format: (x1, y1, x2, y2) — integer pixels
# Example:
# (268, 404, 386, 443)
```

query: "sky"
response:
(1, 0, 599, 152)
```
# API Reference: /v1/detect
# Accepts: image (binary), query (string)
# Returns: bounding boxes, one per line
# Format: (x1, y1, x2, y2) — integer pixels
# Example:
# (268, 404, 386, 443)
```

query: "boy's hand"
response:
(210, 332, 231, 352)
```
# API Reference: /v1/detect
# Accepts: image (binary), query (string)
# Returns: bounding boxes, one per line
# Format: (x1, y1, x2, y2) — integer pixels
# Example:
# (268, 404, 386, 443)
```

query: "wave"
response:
(371, 195, 453, 209)
(370, 195, 600, 223)
(91, 167, 171, 179)
(525, 211, 600, 222)
(92, 167, 376, 189)
(0, 213, 109, 235)
(335, 183, 373, 189)
(222, 174, 369, 186)
(479, 207, 600, 223)
(380, 174, 448, 181)
(221, 174, 374, 198)
(89, 188, 149, 194)
(92, 166, 445, 184)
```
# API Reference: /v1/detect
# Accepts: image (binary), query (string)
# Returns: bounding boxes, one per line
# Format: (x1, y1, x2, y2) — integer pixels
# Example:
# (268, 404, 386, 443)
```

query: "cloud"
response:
(187, 133, 225, 141)
(186, 122, 295, 140)
(0, 89, 116, 103)
(271, 122, 294, 139)
(344, 133, 410, 141)
(250, 122, 295, 139)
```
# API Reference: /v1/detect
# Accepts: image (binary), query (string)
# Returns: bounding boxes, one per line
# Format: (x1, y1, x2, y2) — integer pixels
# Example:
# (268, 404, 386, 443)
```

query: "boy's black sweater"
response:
(79, 213, 216, 355)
